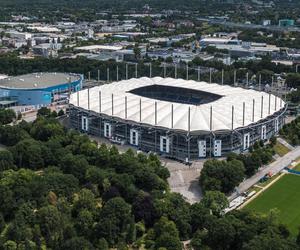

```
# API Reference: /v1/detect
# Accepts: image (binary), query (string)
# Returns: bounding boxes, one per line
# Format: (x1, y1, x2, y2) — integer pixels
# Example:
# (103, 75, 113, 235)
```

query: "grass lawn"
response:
(293, 163, 300, 172)
(273, 142, 290, 157)
(244, 174, 300, 236)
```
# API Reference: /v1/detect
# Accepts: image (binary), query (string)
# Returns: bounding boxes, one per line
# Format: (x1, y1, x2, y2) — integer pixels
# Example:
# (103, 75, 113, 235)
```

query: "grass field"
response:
(273, 142, 290, 157)
(294, 163, 300, 171)
(245, 174, 300, 236)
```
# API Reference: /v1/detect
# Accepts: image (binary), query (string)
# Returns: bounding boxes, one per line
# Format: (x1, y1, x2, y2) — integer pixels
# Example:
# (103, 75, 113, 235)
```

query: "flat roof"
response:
(0, 72, 81, 90)
(74, 45, 123, 51)
(70, 77, 285, 132)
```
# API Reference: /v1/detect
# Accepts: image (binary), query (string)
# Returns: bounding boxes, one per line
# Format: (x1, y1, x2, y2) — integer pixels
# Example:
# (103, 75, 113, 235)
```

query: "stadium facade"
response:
(0, 72, 83, 107)
(69, 77, 286, 161)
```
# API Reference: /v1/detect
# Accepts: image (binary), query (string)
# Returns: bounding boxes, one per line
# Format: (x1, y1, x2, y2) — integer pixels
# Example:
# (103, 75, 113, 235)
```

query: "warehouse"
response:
(69, 77, 286, 161)
(0, 72, 83, 107)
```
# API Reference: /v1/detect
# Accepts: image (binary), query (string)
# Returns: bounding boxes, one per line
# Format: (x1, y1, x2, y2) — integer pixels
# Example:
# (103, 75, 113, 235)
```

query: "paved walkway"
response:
(229, 146, 300, 200)
(277, 137, 294, 151)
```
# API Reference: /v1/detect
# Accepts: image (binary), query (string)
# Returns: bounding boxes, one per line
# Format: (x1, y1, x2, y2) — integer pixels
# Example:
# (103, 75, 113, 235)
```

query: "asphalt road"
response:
(229, 145, 300, 200)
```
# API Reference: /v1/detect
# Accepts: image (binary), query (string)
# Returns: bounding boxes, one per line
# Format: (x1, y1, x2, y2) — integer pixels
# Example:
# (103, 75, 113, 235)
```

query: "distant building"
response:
(262, 20, 271, 26)
(0, 72, 83, 107)
(279, 19, 295, 27)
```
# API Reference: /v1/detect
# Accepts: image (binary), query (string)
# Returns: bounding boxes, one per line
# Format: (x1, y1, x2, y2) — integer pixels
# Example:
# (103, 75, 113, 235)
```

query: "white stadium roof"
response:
(70, 77, 285, 132)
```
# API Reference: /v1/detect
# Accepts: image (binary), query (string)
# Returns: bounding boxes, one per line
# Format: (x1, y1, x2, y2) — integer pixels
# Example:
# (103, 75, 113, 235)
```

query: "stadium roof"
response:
(70, 77, 285, 132)
(0, 73, 81, 90)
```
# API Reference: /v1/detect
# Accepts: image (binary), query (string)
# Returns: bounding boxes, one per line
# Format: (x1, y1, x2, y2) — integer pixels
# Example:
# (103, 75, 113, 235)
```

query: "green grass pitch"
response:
(244, 174, 300, 236)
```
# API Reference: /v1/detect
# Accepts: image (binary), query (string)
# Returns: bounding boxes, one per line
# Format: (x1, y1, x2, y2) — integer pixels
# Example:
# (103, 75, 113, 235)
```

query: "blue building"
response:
(0, 72, 83, 107)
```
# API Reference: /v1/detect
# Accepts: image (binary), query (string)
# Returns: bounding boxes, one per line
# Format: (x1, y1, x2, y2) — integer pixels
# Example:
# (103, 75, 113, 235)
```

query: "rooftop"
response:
(0, 72, 81, 89)
(70, 77, 285, 132)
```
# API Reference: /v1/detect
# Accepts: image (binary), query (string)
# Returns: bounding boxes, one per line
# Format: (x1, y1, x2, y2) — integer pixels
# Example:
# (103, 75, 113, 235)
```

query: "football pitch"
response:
(244, 174, 300, 236)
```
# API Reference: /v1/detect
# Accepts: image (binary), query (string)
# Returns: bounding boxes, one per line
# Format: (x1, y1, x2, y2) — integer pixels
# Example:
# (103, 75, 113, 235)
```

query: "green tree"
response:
(0, 150, 15, 172)
(95, 197, 132, 246)
(153, 217, 182, 250)
(201, 191, 229, 216)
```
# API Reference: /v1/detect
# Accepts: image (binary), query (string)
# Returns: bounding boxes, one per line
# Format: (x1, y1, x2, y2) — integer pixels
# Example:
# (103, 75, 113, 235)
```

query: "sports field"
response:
(245, 174, 300, 235)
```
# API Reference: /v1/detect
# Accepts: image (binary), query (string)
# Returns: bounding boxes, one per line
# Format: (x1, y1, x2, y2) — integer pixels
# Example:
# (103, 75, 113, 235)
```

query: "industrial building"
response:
(0, 72, 83, 107)
(69, 77, 286, 161)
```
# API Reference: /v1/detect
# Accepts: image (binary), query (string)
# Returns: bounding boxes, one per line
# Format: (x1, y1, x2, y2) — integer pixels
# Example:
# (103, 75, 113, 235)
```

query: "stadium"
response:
(69, 77, 286, 161)
(0, 72, 83, 107)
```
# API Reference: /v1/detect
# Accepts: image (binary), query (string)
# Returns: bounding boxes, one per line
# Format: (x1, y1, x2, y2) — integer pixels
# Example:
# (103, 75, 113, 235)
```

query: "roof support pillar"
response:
(268, 93, 271, 114)
(107, 68, 110, 82)
(99, 91, 101, 113)
(87, 88, 90, 111)
(125, 96, 127, 119)
(111, 93, 114, 116)
(221, 69, 224, 85)
(234, 70, 237, 86)
(171, 104, 174, 129)
(135, 63, 138, 78)
(252, 99, 255, 122)
(155, 101, 157, 125)
(139, 98, 142, 122)
(231, 105, 234, 131)
(242, 102, 245, 126)
(77, 91, 80, 107)
(210, 106, 213, 131)
(188, 106, 191, 133)
(186, 64, 189, 80)
(261, 96, 263, 118)
(116, 65, 119, 81)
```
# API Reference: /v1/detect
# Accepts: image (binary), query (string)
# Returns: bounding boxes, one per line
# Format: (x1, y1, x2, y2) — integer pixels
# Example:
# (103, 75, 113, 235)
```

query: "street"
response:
(229, 145, 300, 200)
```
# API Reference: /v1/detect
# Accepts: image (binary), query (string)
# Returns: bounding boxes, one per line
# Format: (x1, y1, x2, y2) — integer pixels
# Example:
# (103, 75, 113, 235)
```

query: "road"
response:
(198, 18, 300, 33)
(229, 145, 300, 200)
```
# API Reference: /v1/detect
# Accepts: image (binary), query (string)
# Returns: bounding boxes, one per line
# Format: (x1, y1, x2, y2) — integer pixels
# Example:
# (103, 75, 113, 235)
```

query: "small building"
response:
(279, 19, 295, 27)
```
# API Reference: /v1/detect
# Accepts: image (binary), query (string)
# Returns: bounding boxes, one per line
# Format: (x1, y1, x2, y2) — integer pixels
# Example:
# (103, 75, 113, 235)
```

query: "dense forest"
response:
(0, 109, 299, 249)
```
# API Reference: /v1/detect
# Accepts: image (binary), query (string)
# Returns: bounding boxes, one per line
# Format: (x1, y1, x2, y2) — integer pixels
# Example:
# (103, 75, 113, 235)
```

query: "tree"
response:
(205, 217, 236, 250)
(201, 191, 229, 216)
(200, 159, 245, 193)
(75, 209, 93, 238)
(10, 139, 45, 169)
(0, 150, 15, 172)
(286, 73, 300, 88)
(37, 107, 52, 117)
(153, 217, 182, 250)
(242, 233, 298, 250)
(96, 238, 109, 250)
(190, 202, 210, 232)
(132, 191, 157, 227)
(95, 197, 132, 246)
(58, 109, 65, 116)
(191, 230, 205, 250)
(59, 153, 89, 183)
(37, 205, 63, 247)
(133, 44, 141, 60)
(62, 237, 94, 250)
(3, 241, 17, 250)
(0, 109, 16, 125)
